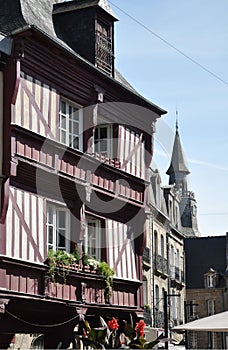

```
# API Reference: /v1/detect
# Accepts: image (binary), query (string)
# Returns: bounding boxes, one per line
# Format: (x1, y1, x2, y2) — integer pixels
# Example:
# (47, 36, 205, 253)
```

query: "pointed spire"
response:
(166, 118, 190, 177)
(176, 109, 179, 132)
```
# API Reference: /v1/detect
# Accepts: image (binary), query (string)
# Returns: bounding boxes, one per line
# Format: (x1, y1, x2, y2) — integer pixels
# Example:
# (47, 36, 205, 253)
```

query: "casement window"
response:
(94, 124, 112, 157)
(83, 216, 101, 260)
(47, 204, 70, 252)
(59, 99, 83, 151)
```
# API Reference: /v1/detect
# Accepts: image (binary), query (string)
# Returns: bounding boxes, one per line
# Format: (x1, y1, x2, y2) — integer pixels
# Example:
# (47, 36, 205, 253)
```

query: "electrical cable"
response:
(109, 1, 228, 87)
(0, 306, 79, 328)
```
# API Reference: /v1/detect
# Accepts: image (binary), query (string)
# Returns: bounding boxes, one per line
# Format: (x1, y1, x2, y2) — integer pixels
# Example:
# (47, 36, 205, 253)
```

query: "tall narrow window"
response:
(155, 285, 160, 309)
(154, 231, 158, 255)
(83, 216, 101, 260)
(94, 124, 112, 157)
(59, 99, 83, 150)
(95, 20, 113, 75)
(170, 245, 175, 279)
(161, 235, 165, 259)
(47, 204, 70, 252)
(176, 249, 180, 281)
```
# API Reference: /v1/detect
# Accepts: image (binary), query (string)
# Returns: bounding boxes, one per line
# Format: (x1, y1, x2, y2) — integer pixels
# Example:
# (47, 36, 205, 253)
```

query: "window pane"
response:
(100, 140, 107, 152)
(61, 101, 66, 114)
(48, 227, 53, 244)
(47, 207, 53, 224)
(73, 109, 79, 121)
(73, 122, 79, 135)
(69, 120, 72, 133)
(73, 137, 79, 150)
(61, 130, 67, 144)
(58, 211, 66, 228)
(100, 127, 108, 139)
(58, 229, 66, 248)
(60, 115, 66, 129)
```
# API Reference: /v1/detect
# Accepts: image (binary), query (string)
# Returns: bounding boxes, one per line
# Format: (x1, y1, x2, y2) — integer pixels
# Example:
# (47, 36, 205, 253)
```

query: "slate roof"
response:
(166, 128, 190, 175)
(185, 236, 227, 289)
(53, 0, 118, 20)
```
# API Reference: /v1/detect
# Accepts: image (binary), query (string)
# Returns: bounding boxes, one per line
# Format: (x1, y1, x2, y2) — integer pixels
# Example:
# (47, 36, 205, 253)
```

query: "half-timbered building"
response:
(0, 0, 166, 348)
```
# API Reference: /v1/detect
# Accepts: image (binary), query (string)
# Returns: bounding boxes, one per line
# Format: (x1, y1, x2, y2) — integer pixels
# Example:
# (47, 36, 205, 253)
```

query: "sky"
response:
(109, 0, 228, 236)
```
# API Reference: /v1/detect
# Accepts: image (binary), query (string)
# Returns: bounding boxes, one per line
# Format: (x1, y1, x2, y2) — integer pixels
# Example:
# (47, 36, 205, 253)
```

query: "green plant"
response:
(97, 261, 115, 303)
(81, 317, 160, 349)
(143, 304, 151, 311)
(82, 250, 90, 266)
(72, 244, 80, 264)
(47, 249, 75, 284)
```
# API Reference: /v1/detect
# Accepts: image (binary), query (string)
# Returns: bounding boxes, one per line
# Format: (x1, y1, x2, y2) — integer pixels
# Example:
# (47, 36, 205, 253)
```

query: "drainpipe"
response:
(151, 212, 155, 327)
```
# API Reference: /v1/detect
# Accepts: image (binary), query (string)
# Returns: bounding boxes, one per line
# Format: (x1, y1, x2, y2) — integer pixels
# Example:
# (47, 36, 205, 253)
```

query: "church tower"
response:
(166, 118, 200, 237)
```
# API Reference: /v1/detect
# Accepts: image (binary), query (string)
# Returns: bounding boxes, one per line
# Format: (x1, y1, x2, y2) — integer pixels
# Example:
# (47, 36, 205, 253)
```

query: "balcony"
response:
(154, 310, 165, 328)
(170, 266, 185, 289)
(143, 307, 152, 326)
(11, 125, 145, 212)
(0, 256, 140, 310)
(154, 254, 168, 278)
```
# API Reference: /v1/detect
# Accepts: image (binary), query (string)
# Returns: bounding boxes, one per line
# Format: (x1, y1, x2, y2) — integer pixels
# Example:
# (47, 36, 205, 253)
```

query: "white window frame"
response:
(59, 99, 83, 151)
(94, 123, 113, 158)
(47, 204, 70, 252)
(83, 215, 101, 260)
(207, 274, 214, 288)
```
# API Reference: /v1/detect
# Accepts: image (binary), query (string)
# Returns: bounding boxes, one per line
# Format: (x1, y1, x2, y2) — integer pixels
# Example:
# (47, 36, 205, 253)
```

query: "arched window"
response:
(176, 249, 180, 280)
(154, 230, 158, 256)
(161, 235, 165, 259)
(170, 245, 175, 279)
(155, 285, 160, 309)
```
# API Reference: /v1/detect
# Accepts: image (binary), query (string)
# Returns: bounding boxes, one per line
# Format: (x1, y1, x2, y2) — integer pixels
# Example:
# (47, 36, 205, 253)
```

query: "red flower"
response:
(108, 317, 119, 330)
(135, 320, 146, 338)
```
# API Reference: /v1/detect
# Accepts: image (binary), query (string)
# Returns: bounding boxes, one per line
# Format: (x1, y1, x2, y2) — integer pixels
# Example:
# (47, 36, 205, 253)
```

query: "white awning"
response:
(172, 311, 228, 332)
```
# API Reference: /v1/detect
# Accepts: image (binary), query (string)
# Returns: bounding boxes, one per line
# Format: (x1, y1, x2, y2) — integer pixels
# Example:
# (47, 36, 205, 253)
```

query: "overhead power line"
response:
(109, 1, 228, 87)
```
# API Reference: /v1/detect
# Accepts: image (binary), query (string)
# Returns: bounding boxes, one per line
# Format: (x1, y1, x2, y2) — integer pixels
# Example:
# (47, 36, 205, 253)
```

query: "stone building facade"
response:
(185, 235, 228, 349)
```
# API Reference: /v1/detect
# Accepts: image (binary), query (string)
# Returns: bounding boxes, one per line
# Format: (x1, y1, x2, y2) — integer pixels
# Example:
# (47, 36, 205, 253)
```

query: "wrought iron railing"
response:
(154, 254, 168, 275)
(143, 308, 152, 326)
(143, 247, 150, 265)
(154, 310, 165, 328)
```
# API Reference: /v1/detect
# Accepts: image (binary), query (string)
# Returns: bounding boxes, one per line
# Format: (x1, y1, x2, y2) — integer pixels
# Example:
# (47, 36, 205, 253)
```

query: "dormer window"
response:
(204, 268, 216, 288)
(95, 20, 113, 75)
